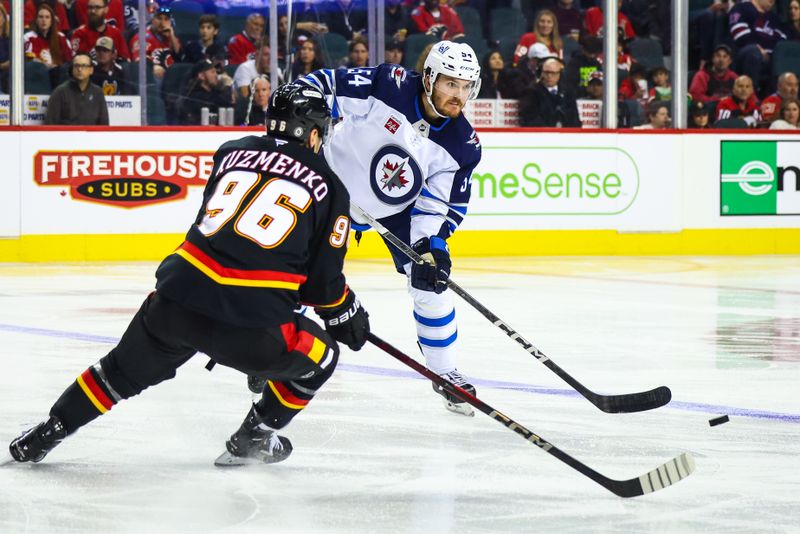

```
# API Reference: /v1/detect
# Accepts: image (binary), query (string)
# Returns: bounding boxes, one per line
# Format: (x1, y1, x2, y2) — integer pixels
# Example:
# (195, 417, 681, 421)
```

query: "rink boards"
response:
(0, 127, 798, 261)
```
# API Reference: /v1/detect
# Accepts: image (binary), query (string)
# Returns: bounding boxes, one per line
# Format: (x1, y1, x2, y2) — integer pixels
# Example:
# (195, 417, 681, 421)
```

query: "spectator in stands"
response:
(519, 57, 580, 127)
(291, 38, 324, 78)
(619, 62, 647, 100)
(345, 36, 369, 68)
(478, 50, 513, 99)
(385, 0, 411, 43)
(689, 44, 738, 104)
(410, 0, 464, 40)
(182, 15, 226, 65)
(179, 58, 233, 125)
(72, 0, 130, 61)
(227, 13, 264, 66)
(24, 4, 72, 69)
(691, 0, 737, 70)
(621, 0, 670, 41)
(584, 5, 636, 40)
(585, 69, 604, 100)
(0, 4, 9, 94)
(564, 35, 603, 97)
(688, 100, 711, 129)
(74, 0, 124, 32)
(787, 0, 800, 40)
(715, 75, 762, 126)
(299, 0, 367, 42)
(648, 65, 672, 101)
(45, 51, 108, 125)
(729, 0, 786, 95)
(130, 6, 181, 80)
(554, 0, 582, 39)
(384, 39, 404, 65)
(234, 74, 270, 126)
(769, 97, 799, 128)
(513, 9, 563, 66)
(507, 42, 551, 98)
(233, 42, 282, 99)
(635, 100, 670, 129)
(23, 0, 69, 33)
(91, 36, 127, 95)
(598, 27, 634, 71)
(761, 72, 799, 120)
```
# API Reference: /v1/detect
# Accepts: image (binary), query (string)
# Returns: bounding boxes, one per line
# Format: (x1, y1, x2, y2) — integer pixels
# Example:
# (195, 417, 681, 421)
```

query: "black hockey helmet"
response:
(266, 84, 331, 144)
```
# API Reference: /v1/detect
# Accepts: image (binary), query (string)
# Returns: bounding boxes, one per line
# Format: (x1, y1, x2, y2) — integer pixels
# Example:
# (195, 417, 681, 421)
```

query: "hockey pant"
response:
(375, 207, 458, 375)
(49, 292, 339, 435)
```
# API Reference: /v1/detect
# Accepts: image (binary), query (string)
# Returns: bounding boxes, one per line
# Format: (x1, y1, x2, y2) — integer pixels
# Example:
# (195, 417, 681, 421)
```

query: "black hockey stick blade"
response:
(367, 333, 695, 498)
(351, 202, 672, 413)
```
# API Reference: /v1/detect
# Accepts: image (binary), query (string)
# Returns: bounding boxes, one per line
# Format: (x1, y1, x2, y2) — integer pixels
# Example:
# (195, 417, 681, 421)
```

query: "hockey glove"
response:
(316, 290, 370, 351)
(410, 236, 451, 294)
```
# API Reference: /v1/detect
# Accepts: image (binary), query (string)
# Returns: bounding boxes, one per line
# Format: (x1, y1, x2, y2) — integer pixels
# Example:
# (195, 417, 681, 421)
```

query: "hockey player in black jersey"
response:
(8, 84, 370, 467)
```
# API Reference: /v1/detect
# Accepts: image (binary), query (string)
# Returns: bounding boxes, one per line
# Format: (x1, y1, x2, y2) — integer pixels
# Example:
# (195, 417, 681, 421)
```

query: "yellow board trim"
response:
(1, 228, 800, 262)
(173, 248, 301, 289)
(76, 375, 109, 414)
(267, 380, 306, 410)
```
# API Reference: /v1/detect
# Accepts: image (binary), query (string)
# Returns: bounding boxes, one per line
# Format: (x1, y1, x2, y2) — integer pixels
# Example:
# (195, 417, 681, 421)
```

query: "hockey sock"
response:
(256, 379, 315, 429)
(50, 364, 120, 434)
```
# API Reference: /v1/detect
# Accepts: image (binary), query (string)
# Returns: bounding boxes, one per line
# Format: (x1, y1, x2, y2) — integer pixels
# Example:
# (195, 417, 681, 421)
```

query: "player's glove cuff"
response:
(316, 290, 370, 351)
(410, 236, 451, 294)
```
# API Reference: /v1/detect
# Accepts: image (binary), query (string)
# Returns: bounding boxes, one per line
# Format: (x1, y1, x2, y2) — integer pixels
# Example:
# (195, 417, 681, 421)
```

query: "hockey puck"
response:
(708, 415, 730, 427)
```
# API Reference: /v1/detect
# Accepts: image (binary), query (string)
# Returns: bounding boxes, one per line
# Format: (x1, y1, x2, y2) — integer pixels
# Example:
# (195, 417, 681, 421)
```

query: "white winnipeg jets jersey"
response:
(295, 64, 482, 242)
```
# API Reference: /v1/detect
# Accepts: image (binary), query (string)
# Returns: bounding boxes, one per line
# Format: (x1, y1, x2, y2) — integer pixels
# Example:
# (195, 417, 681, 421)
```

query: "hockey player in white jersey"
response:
(294, 41, 482, 415)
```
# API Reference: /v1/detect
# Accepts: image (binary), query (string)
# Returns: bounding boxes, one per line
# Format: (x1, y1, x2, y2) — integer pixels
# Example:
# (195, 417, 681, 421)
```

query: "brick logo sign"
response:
(34, 151, 214, 208)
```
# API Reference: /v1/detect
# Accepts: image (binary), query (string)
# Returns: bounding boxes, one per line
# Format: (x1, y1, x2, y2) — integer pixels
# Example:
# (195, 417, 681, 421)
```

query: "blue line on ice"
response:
(3, 322, 798, 423)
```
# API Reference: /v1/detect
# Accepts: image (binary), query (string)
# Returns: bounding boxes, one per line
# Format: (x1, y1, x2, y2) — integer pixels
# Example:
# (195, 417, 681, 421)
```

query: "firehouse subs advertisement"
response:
(0, 130, 798, 241)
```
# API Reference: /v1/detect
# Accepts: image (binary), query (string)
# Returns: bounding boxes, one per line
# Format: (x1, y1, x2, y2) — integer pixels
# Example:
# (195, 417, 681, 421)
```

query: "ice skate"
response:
(8, 416, 67, 463)
(432, 370, 476, 417)
(214, 405, 292, 466)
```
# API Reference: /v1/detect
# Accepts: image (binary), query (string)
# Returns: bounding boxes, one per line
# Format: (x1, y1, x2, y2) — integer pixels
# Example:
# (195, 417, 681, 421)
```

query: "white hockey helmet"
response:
(423, 40, 482, 102)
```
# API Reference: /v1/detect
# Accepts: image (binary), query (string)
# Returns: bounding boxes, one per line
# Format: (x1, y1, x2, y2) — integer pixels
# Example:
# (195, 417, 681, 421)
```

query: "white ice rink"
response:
(1, 256, 799, 533)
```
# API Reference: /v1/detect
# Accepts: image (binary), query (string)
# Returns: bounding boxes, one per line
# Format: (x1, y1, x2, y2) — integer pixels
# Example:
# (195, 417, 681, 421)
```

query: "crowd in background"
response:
(0, 0, 798, 129)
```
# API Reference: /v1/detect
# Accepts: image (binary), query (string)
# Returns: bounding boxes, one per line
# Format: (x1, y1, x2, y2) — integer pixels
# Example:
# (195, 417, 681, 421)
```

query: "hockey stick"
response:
(351, 203, 671, 413)
(367, 332, 694, 498)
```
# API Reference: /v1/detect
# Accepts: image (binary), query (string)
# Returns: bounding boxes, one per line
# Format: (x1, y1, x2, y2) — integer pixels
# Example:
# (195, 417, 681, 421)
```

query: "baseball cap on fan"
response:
(95, 36, 114, 51)
(528, 43, 551, 60)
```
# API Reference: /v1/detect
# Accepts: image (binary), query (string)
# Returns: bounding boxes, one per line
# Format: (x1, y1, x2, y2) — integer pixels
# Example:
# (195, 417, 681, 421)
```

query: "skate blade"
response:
(443, 398, 475, 417)
(214, 451, 256, 467)
(1, 453, 16, 466)
(214, 450, 290, 467)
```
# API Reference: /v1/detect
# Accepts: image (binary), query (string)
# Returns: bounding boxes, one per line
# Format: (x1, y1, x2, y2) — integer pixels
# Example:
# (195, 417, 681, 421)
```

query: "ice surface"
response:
(1, 257, 799, 533)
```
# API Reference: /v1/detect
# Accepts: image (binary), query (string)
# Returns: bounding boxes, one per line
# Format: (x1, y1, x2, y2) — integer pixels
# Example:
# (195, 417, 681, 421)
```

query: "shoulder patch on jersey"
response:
(467, 130, 481, 149)
(390, 66, 407, 89)
(369, 145, 423, 205)
(384, 115, 401, 134)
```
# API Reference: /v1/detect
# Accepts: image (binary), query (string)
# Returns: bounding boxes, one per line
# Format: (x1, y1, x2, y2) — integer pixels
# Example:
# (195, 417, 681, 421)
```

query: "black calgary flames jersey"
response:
(155, 135, 352, 327)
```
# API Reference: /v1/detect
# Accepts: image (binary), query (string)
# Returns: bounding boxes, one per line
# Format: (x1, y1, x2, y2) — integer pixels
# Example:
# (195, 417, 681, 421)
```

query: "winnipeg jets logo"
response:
(391, 66, 407, 88)
(369, 145, 423, 206)
(467, 130, 481, 149)
(381, 157, 409, 191)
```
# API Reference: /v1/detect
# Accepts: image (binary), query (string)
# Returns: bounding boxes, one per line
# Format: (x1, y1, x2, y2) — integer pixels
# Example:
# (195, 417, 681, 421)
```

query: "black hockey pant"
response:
(50, 291, 339, 434)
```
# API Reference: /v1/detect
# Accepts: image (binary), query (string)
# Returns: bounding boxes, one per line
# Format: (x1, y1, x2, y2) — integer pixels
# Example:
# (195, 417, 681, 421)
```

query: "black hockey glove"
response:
(316, 290, 370, 351)
(410, 236, 451, 294)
